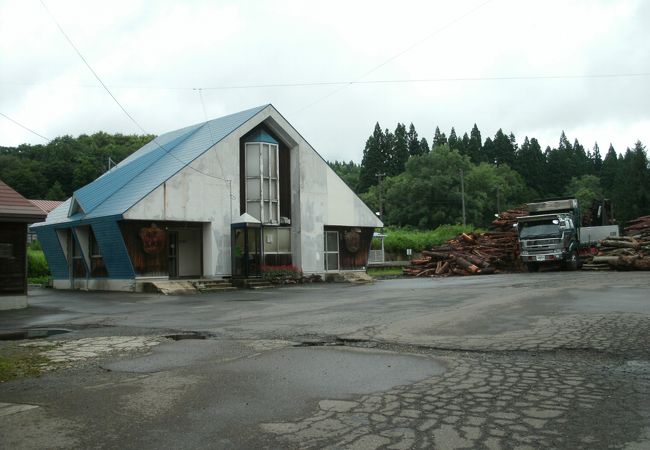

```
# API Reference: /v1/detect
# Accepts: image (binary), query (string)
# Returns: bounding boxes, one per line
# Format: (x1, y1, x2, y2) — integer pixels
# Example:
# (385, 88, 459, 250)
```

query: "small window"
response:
(263, 227, 292, 266)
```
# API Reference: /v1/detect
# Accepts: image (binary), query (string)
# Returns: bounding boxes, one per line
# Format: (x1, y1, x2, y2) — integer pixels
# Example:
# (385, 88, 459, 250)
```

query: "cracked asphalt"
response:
(0, 271, 649, 449)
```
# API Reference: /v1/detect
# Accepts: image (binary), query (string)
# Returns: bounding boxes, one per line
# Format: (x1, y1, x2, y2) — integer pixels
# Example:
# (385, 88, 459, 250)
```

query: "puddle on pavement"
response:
(103, 344, 445, 434)
(0, 328, 70, 341)
(231, 346, 445, 396)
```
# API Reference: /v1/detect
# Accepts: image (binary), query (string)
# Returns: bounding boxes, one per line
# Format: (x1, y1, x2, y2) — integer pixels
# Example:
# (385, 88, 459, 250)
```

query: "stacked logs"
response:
(583, 215, 650, 271)
(403, 207, 527, 277)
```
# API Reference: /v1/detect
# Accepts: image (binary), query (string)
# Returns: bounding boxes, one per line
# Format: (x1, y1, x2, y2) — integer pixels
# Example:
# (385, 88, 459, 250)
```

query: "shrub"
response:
(27, 249, 50, 278)
(381, 224, 483, 253)
(261, 264, 302, 280)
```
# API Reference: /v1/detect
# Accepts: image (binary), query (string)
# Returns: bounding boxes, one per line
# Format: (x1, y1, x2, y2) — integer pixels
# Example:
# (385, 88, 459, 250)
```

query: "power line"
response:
(294, 0, 495, 114)
(3, 71, 650, 91)
(39, 0, 148, 136)
(0, 112, 51, 142)
(40, 0, 233, 189)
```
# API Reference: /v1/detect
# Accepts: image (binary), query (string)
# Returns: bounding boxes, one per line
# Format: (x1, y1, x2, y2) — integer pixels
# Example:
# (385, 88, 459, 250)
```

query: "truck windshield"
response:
(519, 221, 561, 239)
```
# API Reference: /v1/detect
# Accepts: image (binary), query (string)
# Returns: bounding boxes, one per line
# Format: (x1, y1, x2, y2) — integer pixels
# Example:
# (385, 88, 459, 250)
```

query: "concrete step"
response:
(144, 281, 198, 295)
(231, 278, 276, 290)
(193, 280, 237, 292)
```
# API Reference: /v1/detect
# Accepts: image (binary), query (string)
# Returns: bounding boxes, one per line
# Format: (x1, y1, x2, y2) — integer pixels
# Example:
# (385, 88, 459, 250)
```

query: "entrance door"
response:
(232, 226, 261, 278)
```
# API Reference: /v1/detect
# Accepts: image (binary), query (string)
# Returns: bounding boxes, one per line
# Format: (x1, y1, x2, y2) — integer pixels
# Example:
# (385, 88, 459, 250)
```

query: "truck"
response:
(516, 198, 619, 272)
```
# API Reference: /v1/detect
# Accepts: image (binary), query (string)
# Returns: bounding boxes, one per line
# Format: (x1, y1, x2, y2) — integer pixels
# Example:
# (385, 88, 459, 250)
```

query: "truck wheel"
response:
(527, 262, 539, 272)
(564, 251, 580, 271)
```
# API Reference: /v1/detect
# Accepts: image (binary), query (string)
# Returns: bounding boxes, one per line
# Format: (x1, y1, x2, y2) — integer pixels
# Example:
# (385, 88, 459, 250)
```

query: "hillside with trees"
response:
(0, 132, 154, 200)
(1, 124, 647, 229)
(330, 122, 649, 228)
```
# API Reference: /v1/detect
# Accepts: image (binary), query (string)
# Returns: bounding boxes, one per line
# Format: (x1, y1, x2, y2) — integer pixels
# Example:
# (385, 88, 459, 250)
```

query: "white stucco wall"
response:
(124, 105, 382, 277)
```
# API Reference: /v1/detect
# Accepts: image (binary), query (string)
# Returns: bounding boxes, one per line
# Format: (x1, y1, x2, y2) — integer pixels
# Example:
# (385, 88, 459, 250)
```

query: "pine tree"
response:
(407, 123, 421, 156)
(469, 124, 483, 163)
(458, 132, 471, 157)
(432, 126, 447, 147)
(513, 136, 545, 196)
(358, 123, 385, 193)
(601, 144, 618, 193)
(591, 142, 603, 175)
(419, 137, 430, 154)
(448, 127, 458, 151)
(46, 181, 66, 200)
(391, 123, 409, 175)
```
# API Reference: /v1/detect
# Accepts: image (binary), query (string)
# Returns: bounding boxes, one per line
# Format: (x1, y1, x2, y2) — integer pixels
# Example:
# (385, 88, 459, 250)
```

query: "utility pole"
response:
(376, 172, 386, 222)
(459, 169, 466, 226)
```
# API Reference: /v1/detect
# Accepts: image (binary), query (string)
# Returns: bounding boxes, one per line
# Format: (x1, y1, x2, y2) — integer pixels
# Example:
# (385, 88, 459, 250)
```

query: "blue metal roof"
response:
(35, 104, 269, 226)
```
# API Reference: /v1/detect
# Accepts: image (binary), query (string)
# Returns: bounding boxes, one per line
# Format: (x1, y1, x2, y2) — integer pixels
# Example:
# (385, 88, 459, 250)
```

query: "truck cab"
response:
(517, 199, 581, 272)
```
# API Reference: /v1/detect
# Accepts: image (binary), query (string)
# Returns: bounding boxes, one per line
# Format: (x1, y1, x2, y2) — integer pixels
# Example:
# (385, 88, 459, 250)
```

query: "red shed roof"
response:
(0, 179, 47, 222)
(29, 199, 64, 214)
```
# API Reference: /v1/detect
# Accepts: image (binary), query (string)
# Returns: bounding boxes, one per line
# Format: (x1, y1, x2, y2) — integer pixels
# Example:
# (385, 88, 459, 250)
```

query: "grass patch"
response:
(28, 276, 49, 285)
(367, 267, 404, 277)
(0, 342, 55, 382)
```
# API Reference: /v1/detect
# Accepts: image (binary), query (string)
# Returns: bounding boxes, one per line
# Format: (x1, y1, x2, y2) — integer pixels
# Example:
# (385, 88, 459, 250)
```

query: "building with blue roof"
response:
(32, 104, 382, 291)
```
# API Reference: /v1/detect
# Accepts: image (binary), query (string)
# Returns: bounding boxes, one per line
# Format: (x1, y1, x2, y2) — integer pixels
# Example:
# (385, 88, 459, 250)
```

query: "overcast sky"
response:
(1, 0, 649, 162)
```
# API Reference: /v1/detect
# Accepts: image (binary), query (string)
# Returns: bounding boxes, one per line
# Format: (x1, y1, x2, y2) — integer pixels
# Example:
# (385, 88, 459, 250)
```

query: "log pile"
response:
(582, 215, 650, 271)
(403, 207, 526, 277)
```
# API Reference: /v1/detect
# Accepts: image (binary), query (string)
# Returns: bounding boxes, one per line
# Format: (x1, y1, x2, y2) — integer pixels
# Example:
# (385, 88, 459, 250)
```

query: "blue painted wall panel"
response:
(91, 220, 135, 279)
(35, 227, 69, 279)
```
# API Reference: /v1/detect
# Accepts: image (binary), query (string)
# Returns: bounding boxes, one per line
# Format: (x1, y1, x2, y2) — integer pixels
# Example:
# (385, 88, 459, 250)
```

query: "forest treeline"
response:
(330, 122, 649, 228)
(1, 124, 647, 229)
(0, 132, 154, 200)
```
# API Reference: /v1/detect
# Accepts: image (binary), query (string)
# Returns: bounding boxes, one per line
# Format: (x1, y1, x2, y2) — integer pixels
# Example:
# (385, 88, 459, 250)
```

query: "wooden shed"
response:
(0, 179, 47, 309)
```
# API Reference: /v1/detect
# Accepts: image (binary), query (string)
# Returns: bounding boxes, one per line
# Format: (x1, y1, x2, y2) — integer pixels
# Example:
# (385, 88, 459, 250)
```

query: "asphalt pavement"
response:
(1, 271, 649, 449)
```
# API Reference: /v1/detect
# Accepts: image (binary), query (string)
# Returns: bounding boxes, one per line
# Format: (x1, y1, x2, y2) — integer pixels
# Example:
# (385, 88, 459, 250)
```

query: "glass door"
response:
(231, 224, 261, 278)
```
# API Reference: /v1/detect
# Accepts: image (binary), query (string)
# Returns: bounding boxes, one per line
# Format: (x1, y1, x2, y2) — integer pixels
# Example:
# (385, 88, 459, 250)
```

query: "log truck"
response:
(516, 198, 618, 272)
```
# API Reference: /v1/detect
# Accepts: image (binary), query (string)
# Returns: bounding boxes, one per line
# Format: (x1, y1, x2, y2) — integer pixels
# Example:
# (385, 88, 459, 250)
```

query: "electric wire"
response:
(40, 0, 232, 187)
(2, 71, 650, 91)
(293, 0, 495, 114)
(0, 112, 51, 142)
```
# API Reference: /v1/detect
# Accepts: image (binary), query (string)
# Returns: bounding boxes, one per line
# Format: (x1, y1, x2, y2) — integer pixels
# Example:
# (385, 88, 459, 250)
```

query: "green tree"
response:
(419, 137, 430, 154)
(432, 126, 447, 147)
(382, 145, 470, 228)
(466, 162, 529, 226)
(611, 141, 649, 223)
(601, 144, 618, 193)
(358, 123, 385, 192)
(407, 123, 422, 157)
(590, 142, 603, 175)
(468, 123, 484, 163)
(329, 160, 361, 192)
(513, 136, 546, 197)
(46, 181, 66, 200)
(448, 127, 458, 151)
(564, 175, 603, 211)
(390, 123, 409, 175)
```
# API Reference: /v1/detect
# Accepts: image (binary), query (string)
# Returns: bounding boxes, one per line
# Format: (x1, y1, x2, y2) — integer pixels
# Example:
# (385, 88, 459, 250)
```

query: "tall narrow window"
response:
(245, 142, 279, 224)
(71, 233, 86, 278)
(89, 229, 108, 277)
(324, 231, 339, 271)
